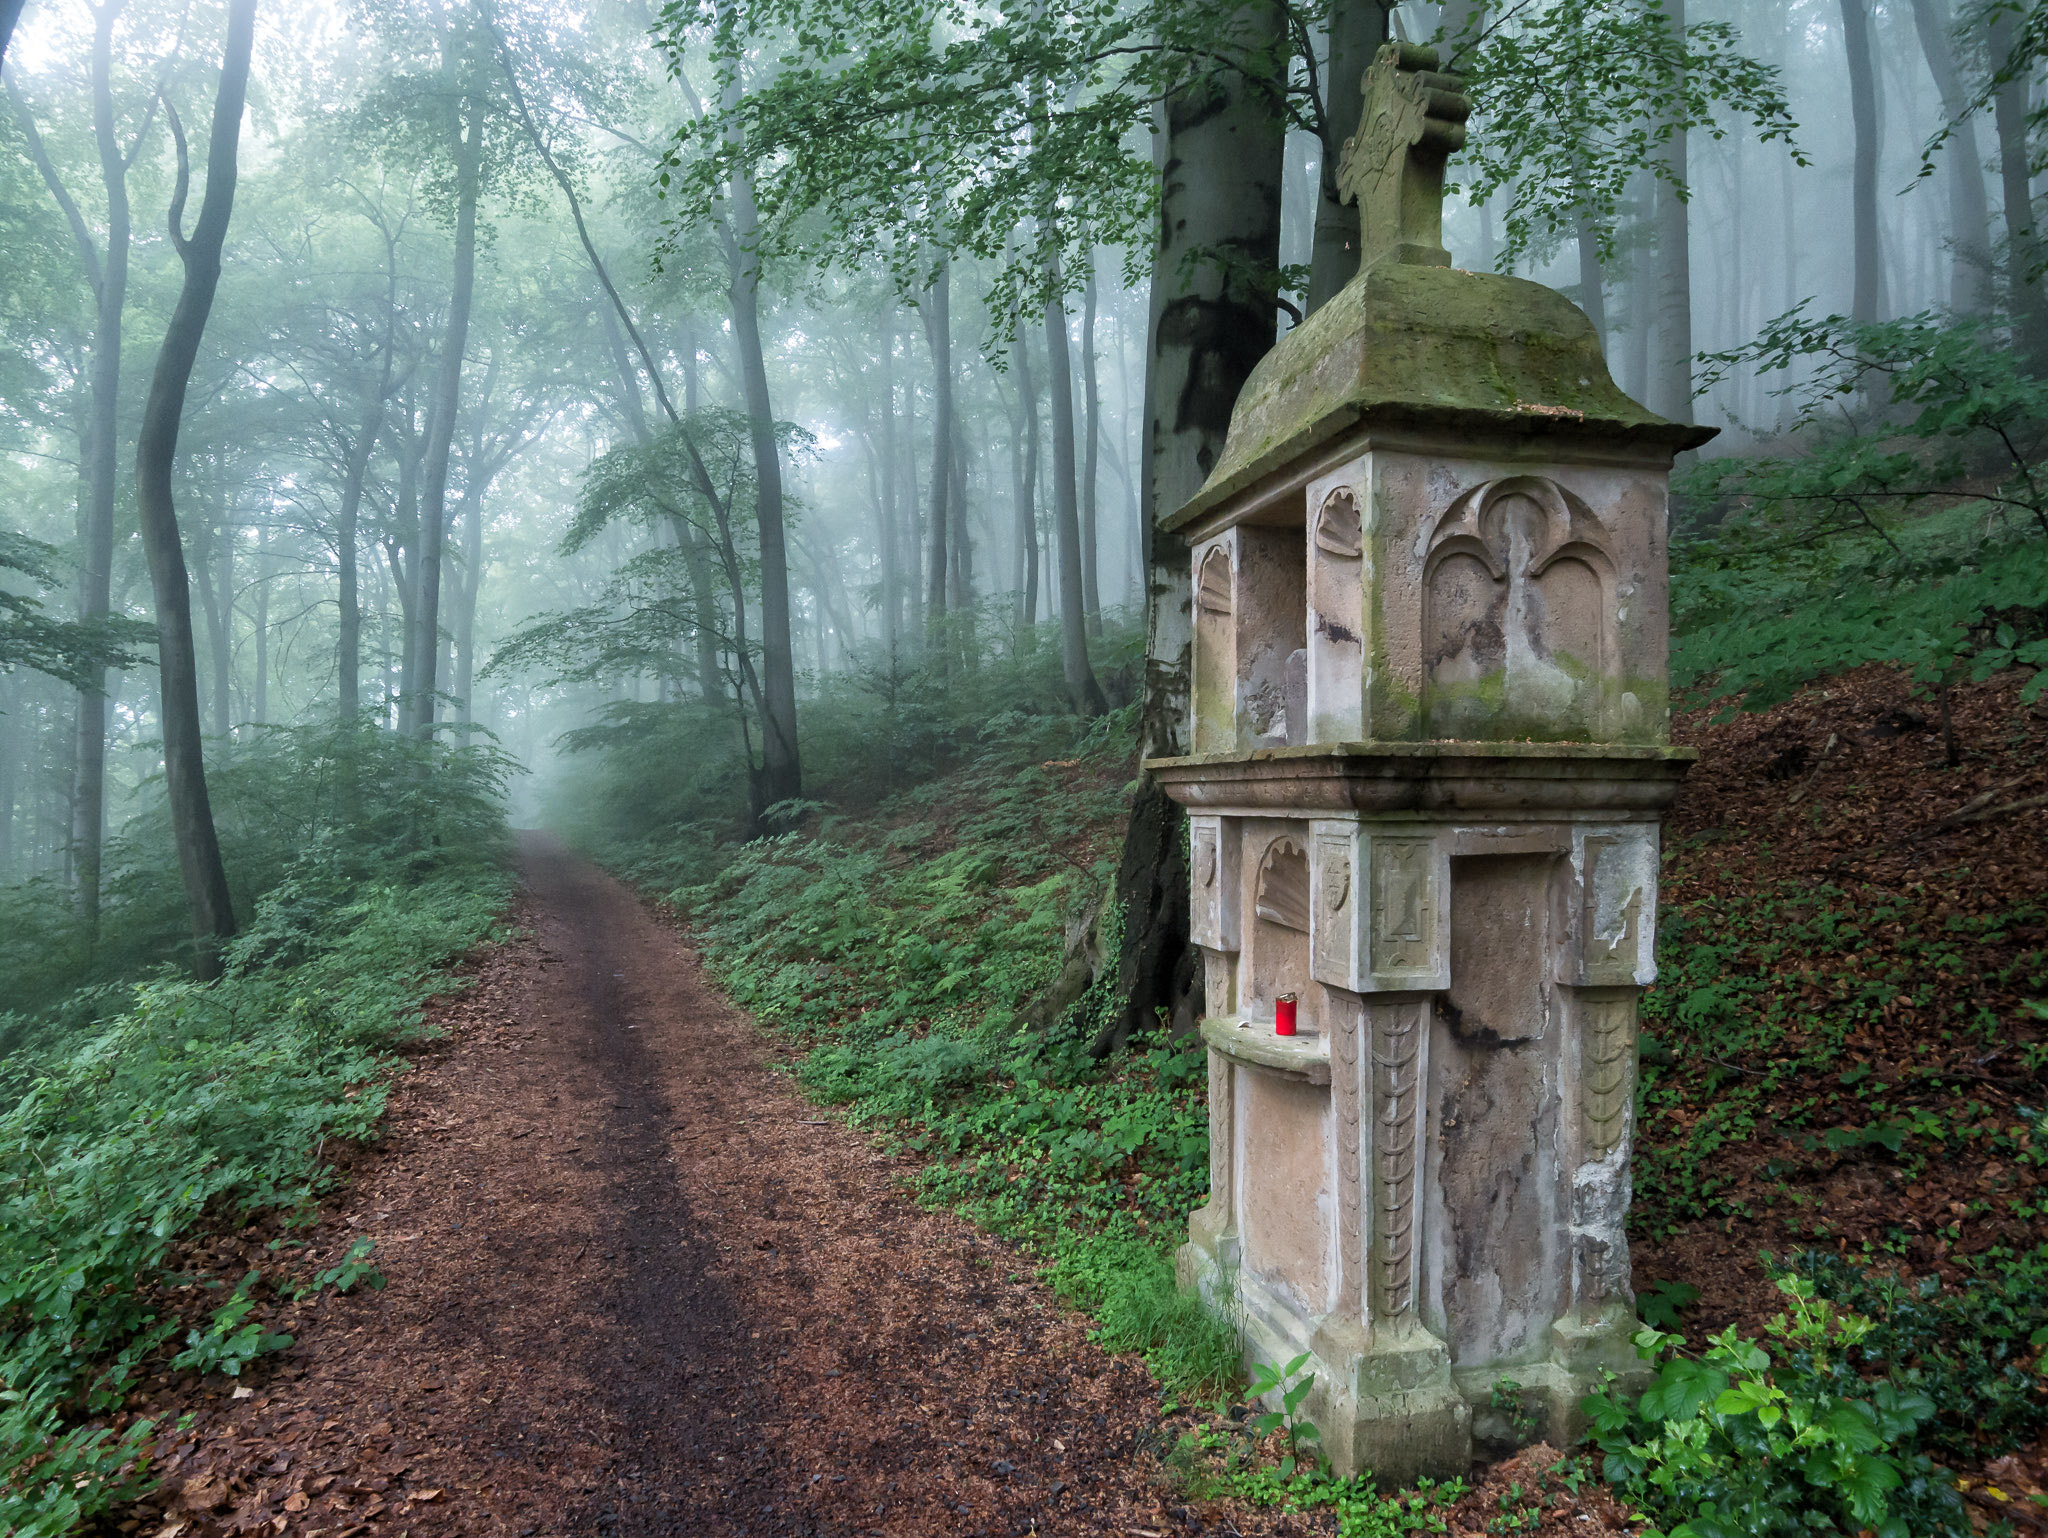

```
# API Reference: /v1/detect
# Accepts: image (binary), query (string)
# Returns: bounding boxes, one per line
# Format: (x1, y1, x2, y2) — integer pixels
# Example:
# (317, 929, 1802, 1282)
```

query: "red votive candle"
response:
(1275, 995, 1298, 1036)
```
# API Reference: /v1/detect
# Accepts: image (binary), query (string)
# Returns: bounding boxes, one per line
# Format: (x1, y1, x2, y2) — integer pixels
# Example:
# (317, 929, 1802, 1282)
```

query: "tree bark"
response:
(413, 81, 482, 741)
(1045, 277, 1109, 716)
(9, 6, 143, 937)
(133, 0, 256, 980)
(921, 256, 953, 660)
(0, 0, 27, 70)
(1575, 185, 1607, 343)
(1307, 0, 1391, 311)
(1839, 0, 1883, 323)
(1907, 0, 1994, 315)
(1990, 9, 2048, 368)
(1109, 3, 1288, 1056)
(1080, 262, 1102, 635)
(1011, 324, 1042, 633)
(1651, 9, 1694, 428)
(723, 152, 801, 812)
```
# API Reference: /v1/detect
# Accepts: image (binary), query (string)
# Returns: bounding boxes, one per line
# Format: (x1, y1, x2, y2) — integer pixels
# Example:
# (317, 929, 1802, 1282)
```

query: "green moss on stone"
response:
(1165, 263, 1709, 532)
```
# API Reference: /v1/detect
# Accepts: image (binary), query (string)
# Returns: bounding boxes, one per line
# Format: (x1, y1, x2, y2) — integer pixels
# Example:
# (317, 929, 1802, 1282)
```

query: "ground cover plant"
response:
(0, 733, 513, 1536)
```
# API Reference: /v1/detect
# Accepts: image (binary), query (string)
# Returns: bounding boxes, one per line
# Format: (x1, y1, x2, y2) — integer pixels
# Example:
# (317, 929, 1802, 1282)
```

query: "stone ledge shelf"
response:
(1199, 1016, 1332, 1085)
(1147, 740, 1695, 817)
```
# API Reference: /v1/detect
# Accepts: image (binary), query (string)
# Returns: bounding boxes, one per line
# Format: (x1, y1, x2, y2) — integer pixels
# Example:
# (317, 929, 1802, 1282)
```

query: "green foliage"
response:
(169, 1271, 294, 1378)
(0, 527, 154, 690)
(0, 720, 514, 1022)
(1447, 0, 1801, 270)
(1677, 312, 2048, 711)
(654, 0, 1284, 317)
(0, 727, 510, 1533)
(1784, 1246, 2048, 1460)
(1587, 1276, 1971, 1538)
(1246, 1352, 1323, 1480)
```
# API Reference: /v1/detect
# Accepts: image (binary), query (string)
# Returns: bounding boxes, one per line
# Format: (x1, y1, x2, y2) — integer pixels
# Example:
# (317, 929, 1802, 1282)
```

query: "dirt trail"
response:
(137, 833, 1203, 1538)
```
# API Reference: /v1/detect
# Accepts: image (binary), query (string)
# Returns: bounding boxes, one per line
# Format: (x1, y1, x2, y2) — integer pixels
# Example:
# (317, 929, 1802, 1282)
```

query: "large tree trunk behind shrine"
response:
(1092, 8, 1289, 1058)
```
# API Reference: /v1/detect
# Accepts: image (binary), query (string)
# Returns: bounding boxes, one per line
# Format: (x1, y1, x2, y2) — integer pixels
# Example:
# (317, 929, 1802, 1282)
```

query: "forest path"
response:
(140, 833, 1191, 1538)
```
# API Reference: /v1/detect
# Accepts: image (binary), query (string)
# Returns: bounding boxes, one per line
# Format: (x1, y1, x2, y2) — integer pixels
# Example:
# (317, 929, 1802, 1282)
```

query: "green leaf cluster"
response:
(1586, 1275, 1972, 1538)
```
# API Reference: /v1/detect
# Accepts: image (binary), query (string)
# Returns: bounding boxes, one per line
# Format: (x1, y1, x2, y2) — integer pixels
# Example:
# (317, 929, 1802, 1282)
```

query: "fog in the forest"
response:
(0, 0, 2026, 920)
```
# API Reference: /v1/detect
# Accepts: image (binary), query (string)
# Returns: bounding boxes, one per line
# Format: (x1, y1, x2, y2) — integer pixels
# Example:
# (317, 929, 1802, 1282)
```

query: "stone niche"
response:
(1154, 42, 1713, 1484)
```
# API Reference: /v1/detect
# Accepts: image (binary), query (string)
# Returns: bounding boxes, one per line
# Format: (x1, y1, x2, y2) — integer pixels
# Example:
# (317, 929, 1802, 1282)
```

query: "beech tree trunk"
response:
(723, 151, 801, 813)
(1080, 263, 1102, 635)
(1840, 0, 1883, 323)
(1908, 0, 1994, 315)
(413, 84, 482, 741)
(1012, 325, 1042, 632)
(1108, 3, 1289, 1056)
(1990, 9, 2048, 368)
(1307, 0, 1392, 311)
(0, 0, 27, 69)
(1575, 173, 1607, 342)
(133, 0, 256, 981)
(1044, 277, 1109, 717)
(9, 4, 144, 936)
(1651, 101, 1694, 421)
(921, 256, 953, 660)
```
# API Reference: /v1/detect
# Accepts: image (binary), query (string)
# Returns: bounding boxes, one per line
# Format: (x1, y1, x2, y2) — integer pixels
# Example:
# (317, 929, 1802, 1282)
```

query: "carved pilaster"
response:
(1209, 1046, 1236, 1235)
(1370, 998, 1427, 1319)
(1571, 992, 1637, 1314)
(1333, 997, 1365, 1319)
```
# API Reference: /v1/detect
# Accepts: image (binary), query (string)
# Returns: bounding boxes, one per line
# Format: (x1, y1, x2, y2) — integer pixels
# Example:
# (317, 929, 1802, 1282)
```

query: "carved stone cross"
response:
(1334, 43, 1472, 274)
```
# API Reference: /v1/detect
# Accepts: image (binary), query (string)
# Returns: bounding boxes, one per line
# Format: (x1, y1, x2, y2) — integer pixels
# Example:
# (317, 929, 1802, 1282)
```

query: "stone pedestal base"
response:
(1180, 1215, 1645, 1483)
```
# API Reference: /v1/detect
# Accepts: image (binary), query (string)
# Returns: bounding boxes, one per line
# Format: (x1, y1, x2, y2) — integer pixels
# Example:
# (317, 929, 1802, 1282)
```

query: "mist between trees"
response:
(0, 0, 2043, 992)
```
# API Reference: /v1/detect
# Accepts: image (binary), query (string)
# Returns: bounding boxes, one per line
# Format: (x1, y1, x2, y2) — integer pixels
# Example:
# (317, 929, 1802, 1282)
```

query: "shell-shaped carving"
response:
(1316, 488, 1363, 558)
(1197, 545, 1233, 614)
(1254, 840, 1311, 931)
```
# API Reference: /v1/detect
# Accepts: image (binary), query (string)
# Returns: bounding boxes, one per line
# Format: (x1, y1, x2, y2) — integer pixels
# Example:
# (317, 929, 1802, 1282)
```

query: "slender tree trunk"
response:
(0, 0, 28, 70)
(1840, 0, 1883, 323)
(1045, 280, 1109, 716)
(1114, 0, 1288, 1057)
(1021, 326, 1042, 630)
(205, 500, 232, 737)
(921, 256, 953, 659)
(11, 3, 136, 935)
(877, 309, 901, 662)
(335, 391, 381, 721)
(1080, 262, 1103, 635)
(455, 487, 482, 726)
(1307, 0, 1392, 311)
(252, 520, 269, 723)
(1908, 0, 1994, 315)
(413, 88, 482, 740)
(133, 0, 255, 980)
(723, 154, 801, 811)
(1991, 9, 2048, 367)
(390, 415, 421, 734)
(1651, 79, 1694, 424)
(1574, 165, 1607, 341)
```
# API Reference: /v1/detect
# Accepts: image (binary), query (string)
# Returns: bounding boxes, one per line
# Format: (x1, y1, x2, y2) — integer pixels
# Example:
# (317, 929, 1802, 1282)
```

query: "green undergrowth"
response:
(670, 703, 1245, 1399)
(0, 735, 514, 1536)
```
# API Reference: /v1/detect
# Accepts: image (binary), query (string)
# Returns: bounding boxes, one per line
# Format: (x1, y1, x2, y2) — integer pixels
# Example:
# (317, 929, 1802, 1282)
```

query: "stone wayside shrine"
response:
(1153, 44, 1715, 1481)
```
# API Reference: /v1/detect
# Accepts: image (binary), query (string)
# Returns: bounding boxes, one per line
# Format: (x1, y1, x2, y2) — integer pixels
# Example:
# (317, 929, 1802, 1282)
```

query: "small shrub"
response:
(1587, 1274, 1971, 1538)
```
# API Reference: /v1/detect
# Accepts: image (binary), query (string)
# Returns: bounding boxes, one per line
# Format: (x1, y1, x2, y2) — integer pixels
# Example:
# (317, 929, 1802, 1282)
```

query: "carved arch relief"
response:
(1421, 477, 1621, 740)
(1193, 544, 1235, 752)
(1248, 837, 1312, 1023)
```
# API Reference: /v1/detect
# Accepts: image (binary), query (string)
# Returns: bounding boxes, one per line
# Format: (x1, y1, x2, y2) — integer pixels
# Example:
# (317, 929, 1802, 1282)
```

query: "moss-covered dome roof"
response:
(1164, 262, 1714, 533)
